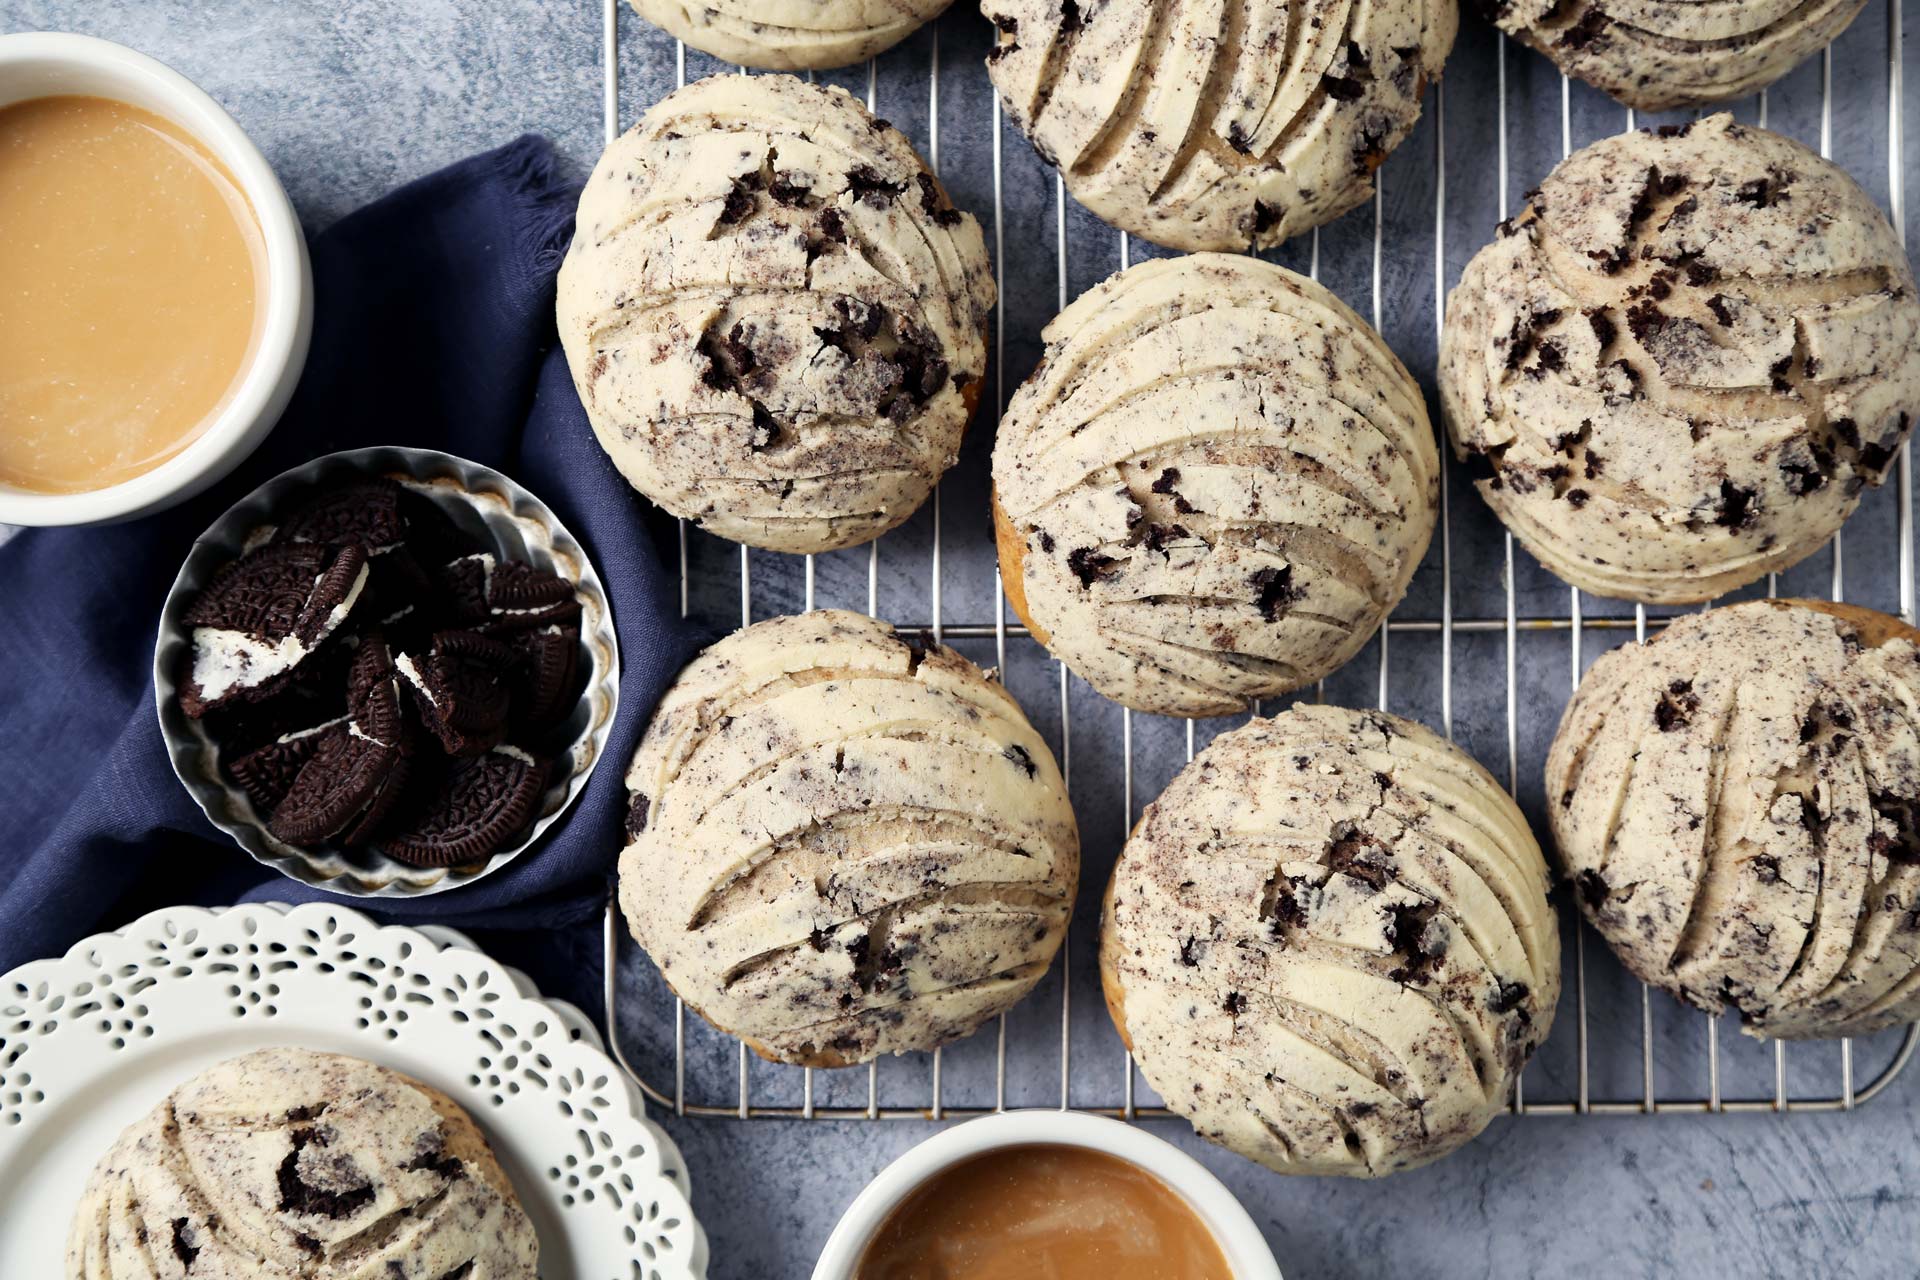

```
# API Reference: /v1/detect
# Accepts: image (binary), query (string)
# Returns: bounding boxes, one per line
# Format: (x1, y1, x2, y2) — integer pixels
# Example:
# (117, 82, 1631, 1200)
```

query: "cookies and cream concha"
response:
(1102, 706, 1559, 1177)
(1548, 600, 1920, 1040)
(982, 0, 1457, 251)
(1441, 114, 1920, 604)
(618, 610, 1079, 1067)
(626, 0, 954, 71)
(67, 1048, 536, 1279)
(1484, 0, 1870, 112)
(558, 73, 994, 554)
(993, 253, 1438, 718)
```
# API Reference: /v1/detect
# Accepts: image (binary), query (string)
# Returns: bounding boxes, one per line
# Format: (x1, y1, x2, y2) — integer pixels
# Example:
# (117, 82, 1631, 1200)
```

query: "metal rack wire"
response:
(600, 1, 1919, 1121)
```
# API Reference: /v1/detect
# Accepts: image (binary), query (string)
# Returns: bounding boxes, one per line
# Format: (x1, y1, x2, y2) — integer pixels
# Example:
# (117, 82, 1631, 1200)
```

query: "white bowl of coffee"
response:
(0, 32, 311, 526)
(814, 1110, 1283, 1280)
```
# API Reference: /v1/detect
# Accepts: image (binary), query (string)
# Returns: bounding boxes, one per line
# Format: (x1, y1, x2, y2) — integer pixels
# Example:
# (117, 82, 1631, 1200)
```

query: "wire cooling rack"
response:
(599, 1, 1919, 1121)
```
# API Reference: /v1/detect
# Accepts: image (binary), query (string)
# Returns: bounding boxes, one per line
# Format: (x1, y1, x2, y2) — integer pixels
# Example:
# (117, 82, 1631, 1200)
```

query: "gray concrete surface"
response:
(10, 2, 1920, 1276)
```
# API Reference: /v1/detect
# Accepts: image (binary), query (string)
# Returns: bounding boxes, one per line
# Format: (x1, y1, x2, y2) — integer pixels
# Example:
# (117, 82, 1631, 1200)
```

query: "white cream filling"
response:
(493, 744, 536, 766)
(348, 714, 394, 751)
(394, 652, 436, 706)
(454, 552, 497, 592)
(274, 716, 347, 746)
(188, 562, 369, 705)
(317, 563, 371, 642)
(191, 629, 309, 704)
(449, 552, 578, 620)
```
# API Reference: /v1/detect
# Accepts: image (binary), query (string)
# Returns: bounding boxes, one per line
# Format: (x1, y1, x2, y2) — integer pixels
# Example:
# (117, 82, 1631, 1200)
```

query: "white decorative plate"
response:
(0, 902, 708, 1279)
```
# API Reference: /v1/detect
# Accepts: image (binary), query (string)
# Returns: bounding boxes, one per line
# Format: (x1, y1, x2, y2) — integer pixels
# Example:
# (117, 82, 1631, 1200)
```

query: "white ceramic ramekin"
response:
(813, 1110, 1283, 1279)
(0, 31, 311, 526)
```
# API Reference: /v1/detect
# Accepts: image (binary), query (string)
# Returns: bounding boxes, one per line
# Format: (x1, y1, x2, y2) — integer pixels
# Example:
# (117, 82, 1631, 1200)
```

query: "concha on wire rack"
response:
(1480, 0, 1870, 112)
(1102, 705, 1559, 1176)
(626, 0, 955, 71)
(618, 610, 1080, 1067)
(1548, 599, 1920, 1040)
(993, 253, 1438, 718)
(981, 0, 1458, 251)
(558, 73, 994, 554)
(1440, 113, 1920, 604)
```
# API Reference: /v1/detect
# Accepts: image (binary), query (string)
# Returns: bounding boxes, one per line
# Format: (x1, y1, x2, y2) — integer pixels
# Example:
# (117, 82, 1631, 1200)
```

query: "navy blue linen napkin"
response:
(0, 137, 694, 992)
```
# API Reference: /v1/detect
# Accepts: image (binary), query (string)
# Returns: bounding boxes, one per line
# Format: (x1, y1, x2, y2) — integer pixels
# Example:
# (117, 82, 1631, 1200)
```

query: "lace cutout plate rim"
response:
(0, 900, 708, 1280)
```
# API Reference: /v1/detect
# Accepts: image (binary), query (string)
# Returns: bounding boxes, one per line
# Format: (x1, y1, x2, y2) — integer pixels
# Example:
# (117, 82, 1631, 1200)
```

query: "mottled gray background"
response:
(12, 2, 1920, 1276)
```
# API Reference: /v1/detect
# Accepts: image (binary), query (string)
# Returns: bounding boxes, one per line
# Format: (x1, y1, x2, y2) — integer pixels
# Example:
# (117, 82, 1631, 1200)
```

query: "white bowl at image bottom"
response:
(812, 1110, 1283, 1280)
(0, 31, 311, 526)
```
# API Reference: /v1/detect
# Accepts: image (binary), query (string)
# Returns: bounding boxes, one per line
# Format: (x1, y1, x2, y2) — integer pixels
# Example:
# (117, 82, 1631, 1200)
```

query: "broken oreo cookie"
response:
(267, 719, 410, 847)
(396, 630, 515, 757)
(273, 477, 409, 551)
(180, 541, 370, 718)
(380, 745, 550, 867)
(482, 561, 582, 631)
(226, 718, 345, 815)
(507, 624, 580, 731)
(439, 554, 582, 633)
(268, 637, 413, 846)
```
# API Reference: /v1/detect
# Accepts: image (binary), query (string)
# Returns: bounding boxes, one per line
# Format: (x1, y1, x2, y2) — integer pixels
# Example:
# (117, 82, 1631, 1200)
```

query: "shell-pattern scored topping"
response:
(1481, 0, 1870, 112)
(1102, 706, 1558, 1177)
(1440, 115, 1920, 605)
(626, 0, 956, 71)
(618, 610, 1080, 1067)
(66, 1048, 537, 1279)
(557, 74, 995, 554)
(980, 0, 1457, 251)
(1547, 601, 1920, 1040)
(993, 254, 1439, 718)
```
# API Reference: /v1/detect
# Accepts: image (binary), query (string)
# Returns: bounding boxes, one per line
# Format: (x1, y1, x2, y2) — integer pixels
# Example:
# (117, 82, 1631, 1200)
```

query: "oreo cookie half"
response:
(267, 721, 407, 846)
(204, 634, 355, 755)
(346, 629, 398, 706)
(480, 562, 582, 632)
(436, 555, 581, 633)
(225, 717, 345, 815)
(273, 478, 408, 552)
(396, 630, 515, 756)
(378, 745, 550, 867)
(180, 542, 370, 718)
(508, 624, 580, 732)
(436, 553, 495, 624)
(269, 638, 411, 846)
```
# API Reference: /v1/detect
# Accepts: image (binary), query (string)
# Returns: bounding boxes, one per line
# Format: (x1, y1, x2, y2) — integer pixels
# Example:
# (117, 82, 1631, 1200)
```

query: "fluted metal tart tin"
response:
(154, 446, 620, 896)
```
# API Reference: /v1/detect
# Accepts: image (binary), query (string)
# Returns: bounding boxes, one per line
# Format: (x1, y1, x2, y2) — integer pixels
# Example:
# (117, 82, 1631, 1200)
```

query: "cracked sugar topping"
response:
(1547, 600, 1920, 1040)
(1479, 0, 1870, 112)
(558, 73, 994, 554)
(981, 0, 1456, 251)
(1102, 704, 1558, 1177)
(66, 1047, 536, 1279)
(1440, 114, 1920, 604)
(626, 0, 954, 71)
(618, 610, 1078, 1067)
(993, 253, 1438, 718)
